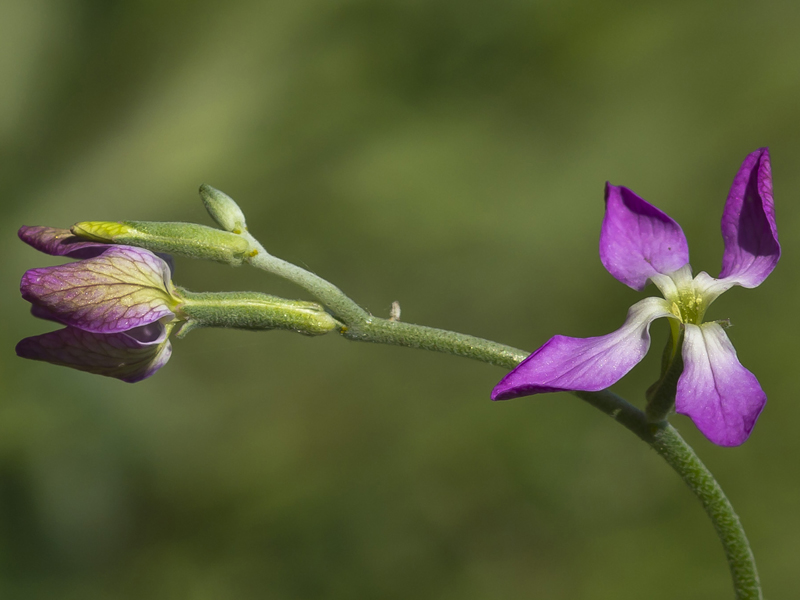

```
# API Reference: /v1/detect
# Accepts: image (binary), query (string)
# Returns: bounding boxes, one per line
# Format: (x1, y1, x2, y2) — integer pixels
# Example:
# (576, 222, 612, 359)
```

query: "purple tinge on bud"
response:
(21, 245, 177, 334)
(16, 323, 173, 383)
(16, 225, 181, 382)
(18, 226, 110, 259)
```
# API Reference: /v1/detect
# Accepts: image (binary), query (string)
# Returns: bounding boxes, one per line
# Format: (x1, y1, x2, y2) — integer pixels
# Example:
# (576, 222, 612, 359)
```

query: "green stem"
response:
(341, 317, 528, 368)
(243, 235, 761, 600)
(242, 231, 369, 324)
(574, 391, 760, 599)
(653, 426, 761, 599)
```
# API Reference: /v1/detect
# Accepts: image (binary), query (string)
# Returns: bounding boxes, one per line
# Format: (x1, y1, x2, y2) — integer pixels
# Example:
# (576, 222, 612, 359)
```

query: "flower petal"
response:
(18, 226, 110, 259)
(20, 246, 177, 333)
(15, 324, 172, 383)
(19, 225, 177, 278)
(600, 184, 690, 291)
(689, 271, 735, 309)
(492, 297, 674, 400)
(676, 323, 766, 446)
(718, 148, 780, 287)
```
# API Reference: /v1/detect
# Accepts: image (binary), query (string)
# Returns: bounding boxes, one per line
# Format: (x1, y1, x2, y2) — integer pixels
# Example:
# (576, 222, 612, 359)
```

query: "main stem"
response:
(243, 234, 761, 600)
(575, 392, 761, 599)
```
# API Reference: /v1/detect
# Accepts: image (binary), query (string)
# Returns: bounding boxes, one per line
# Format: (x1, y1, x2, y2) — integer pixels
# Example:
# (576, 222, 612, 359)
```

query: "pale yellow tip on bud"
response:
(71, 221, 135, 242)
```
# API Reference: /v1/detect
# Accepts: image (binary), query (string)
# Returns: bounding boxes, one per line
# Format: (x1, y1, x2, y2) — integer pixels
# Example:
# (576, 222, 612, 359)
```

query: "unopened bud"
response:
(72, 221, 251, 266)
(199, 184, 248, 233)
(177, 290, 340, 336)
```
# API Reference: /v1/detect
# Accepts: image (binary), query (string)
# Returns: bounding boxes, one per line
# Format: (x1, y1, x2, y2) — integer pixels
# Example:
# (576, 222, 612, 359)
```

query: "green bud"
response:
(176, 290, 340, 336)
(199, 184, 248, 233)
(72, 221, 252, 265)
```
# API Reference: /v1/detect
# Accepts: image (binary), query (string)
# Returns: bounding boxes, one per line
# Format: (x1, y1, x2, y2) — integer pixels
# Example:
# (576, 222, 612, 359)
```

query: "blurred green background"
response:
(2, 1, 799, 598)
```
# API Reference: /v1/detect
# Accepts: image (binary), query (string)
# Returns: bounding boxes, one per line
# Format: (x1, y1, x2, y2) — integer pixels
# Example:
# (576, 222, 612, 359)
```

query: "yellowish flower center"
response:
(653, 264, 713, 326)
(669, 289, 707, 325)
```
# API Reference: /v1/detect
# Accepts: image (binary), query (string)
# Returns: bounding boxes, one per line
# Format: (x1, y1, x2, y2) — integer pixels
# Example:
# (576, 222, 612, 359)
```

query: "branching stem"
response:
(242, 230, 761, 600)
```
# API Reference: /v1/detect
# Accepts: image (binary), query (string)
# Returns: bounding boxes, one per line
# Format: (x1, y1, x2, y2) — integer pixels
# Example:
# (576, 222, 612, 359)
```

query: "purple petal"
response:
(600, 184, 690, 291)
(492, 297, 674, 399)
(18, 226, 176, 280)
(718, 148, 780, 287)
(20, 246, 177, 333)
(676, 323, 766, 446)
(15, 324, 172, 382)
(18, 226, 110, 259)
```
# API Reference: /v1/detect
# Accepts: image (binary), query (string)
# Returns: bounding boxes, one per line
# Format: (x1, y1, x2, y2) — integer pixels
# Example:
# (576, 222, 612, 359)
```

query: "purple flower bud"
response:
(16, 226, 182, 382)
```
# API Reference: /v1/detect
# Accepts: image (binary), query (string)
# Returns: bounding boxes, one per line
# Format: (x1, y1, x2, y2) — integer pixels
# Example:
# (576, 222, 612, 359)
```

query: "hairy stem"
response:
(341, 317, 528, 368)
(242, 231, 369, 324)
(243, 234, 761, 600)
(575, 391, 761, 599)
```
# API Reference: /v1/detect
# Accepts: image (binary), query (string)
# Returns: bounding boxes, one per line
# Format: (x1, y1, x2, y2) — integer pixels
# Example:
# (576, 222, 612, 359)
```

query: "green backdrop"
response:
(2, 1, 799, 598)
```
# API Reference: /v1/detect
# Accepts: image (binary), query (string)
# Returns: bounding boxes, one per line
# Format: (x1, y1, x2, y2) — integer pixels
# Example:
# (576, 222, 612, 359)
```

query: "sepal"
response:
(644, 326, 684, 422)
(72, 221, 251, 265)
(177, 290, 340, 336)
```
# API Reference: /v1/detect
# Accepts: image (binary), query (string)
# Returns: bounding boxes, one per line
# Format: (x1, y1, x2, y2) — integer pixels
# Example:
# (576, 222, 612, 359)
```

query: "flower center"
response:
(652, 264, 711, 326)
(669, 289, 706, 325)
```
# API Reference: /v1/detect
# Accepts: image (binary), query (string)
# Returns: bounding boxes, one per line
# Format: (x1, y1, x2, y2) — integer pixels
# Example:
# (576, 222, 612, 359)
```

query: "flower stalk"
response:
(241, 229, 371, 325)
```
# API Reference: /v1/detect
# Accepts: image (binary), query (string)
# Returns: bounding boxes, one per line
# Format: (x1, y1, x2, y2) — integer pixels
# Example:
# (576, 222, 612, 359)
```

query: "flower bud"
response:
(17, 226, 182, 382)
(177, 290, 340, 336)
(199, 184, 248, 233)
(72, 221, 251, 265)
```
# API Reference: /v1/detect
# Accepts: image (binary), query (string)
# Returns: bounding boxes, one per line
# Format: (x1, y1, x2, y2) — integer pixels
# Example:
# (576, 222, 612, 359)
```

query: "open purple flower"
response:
(16, 226, 183, 382)
(492, 149, 779, 446)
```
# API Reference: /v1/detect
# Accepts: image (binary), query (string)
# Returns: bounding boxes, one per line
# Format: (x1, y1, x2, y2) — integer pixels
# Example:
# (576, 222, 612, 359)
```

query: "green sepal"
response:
(176, 289, 340, 336)
(645, 325, 685, 423)
(72, 221, 251, 265)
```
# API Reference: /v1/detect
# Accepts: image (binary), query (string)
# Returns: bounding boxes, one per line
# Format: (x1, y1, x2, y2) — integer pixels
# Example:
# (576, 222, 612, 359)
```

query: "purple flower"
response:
(492, 149, 779, 446)
(16, 226, 183, 382)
